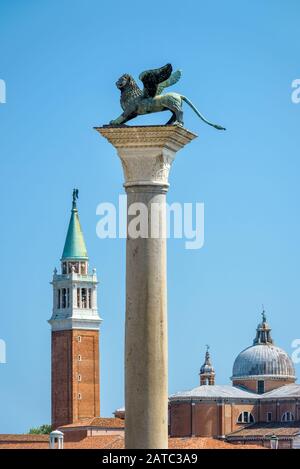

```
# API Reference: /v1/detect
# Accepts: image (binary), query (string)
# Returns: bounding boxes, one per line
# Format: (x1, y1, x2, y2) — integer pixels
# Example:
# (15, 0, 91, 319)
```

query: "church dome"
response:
(231, 311, 296, 381)
(232, 344, 295, 379)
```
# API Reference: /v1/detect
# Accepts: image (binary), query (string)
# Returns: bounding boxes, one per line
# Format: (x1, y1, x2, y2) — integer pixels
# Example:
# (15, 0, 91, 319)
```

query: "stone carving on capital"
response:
(117, 148, 175, 187)
(154, 152, 174, 182)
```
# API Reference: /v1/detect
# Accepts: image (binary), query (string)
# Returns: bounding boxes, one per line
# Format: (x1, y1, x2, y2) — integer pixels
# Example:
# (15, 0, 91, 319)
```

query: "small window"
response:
(77, 336, 81, 343)
(282, 412, 294, 422)
(77, 374, 81, 382)
(78, 355, 82, 361)
(237, 411, 255, 424)
(257, 380, 265, 394)
(62, 262, 67, 274)
(267, 412, 272, 422)
(78, 393, 82, 400)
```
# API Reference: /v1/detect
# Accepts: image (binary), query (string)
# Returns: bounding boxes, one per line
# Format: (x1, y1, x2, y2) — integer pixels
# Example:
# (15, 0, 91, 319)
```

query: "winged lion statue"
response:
(109, 63, 225, 130)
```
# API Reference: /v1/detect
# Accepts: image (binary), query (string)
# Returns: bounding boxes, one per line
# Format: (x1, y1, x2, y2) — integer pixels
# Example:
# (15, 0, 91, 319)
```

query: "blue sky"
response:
(0, 0, 299, 433)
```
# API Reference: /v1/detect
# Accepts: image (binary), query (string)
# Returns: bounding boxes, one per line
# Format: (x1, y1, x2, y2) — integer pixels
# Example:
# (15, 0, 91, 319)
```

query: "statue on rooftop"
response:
(72, 188, 79, 209)
(108, 63, 226, 130)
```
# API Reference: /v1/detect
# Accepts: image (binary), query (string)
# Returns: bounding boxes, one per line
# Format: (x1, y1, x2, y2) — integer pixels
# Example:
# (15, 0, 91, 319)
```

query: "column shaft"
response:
(125, 187, 168, 448)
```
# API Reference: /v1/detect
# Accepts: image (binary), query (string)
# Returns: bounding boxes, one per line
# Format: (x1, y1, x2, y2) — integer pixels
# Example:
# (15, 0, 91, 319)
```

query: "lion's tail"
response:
(181, 96, 226, 130)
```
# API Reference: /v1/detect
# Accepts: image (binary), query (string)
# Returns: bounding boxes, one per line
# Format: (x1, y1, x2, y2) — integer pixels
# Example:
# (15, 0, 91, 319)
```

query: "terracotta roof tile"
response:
(59, 417, 125, 429)
(0, 434, 49, 442)
(227, 421, 300, 438)
(0, 435, 264, 450)
(168, 438, 264, 449)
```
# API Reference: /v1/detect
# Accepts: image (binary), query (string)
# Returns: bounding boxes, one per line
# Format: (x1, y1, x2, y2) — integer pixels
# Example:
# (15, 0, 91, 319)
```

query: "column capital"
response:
(95, 125, 197, 189)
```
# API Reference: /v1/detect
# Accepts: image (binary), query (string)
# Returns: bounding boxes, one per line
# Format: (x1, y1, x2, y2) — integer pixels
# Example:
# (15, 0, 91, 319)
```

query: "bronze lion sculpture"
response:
(109, 63, 225, 130)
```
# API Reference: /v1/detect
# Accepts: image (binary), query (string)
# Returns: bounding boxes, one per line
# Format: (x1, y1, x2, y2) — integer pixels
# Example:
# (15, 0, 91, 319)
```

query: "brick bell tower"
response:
(49, 189, 102, 429)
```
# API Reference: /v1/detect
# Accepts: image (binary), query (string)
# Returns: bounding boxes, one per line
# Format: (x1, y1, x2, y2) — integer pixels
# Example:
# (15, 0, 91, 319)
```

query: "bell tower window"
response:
(68, 262, 79, 274)
(81, 262, 87, 274)
(57, 289, 61, 309)
(82, 288, 87, 308)
(88, 289, 92, 309)
(62, 288, 67, 308)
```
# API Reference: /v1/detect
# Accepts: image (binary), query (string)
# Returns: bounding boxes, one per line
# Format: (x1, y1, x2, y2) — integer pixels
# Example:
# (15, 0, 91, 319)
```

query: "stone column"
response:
(96, 125, 196, 449)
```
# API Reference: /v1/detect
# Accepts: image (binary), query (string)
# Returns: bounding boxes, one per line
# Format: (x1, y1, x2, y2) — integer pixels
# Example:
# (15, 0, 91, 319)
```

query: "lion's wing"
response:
(156, 70, 182, 96)
(139, 63, 173, 98)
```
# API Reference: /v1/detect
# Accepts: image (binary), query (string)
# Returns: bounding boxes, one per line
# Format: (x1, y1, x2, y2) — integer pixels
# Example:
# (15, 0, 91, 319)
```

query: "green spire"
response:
(61, 189, 88, 260)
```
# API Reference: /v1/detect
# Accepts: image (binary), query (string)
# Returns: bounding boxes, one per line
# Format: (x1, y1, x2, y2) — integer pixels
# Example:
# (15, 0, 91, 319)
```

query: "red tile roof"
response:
(106, 437, 264, 450)
(0, 434, 50, 449)
(227, 421, 300, 438)
(169, 438, 264, 450)
(59, 417, 125, 429)
(0, 434, 49, 443)
(0, 434, 264, 450)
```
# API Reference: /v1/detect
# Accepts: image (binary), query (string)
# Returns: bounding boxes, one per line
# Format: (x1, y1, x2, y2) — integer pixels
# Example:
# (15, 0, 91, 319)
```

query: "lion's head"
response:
(116, 73, 143, 107)
(116, 74, 134, 90)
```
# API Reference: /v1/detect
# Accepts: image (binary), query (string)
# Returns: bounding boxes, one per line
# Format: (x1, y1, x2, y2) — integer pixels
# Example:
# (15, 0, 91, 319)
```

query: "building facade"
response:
(169, 312, 300, 447)
(49, 191, 102, 428)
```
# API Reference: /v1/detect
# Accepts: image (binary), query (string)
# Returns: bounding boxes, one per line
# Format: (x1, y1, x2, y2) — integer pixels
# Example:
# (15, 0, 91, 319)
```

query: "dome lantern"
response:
(253, 309, 273, 345)
(199, 345, 215, 386)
